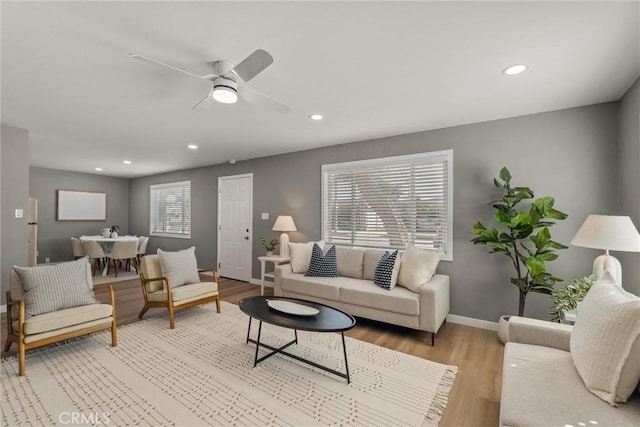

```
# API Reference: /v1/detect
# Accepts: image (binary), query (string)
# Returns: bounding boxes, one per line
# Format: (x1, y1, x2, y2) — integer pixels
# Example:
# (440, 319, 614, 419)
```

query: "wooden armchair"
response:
(138, 253, 221, 329)
(4, 259, 117, 376)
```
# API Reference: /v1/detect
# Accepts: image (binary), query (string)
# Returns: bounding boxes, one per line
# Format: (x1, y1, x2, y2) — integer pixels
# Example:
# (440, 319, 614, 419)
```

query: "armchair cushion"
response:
(13, 258, 99, 317)
(23, 303, 113, 335)
(570, 273, 640, 405)
(157, 247, 200, 288)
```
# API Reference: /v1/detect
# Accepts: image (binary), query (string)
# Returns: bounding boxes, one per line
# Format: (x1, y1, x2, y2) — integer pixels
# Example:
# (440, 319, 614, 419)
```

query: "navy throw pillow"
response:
(305, 244, 339, 277)
(373, 250, 398, 290)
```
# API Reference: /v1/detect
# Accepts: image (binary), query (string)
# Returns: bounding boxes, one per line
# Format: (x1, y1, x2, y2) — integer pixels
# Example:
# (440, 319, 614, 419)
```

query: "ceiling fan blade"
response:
(192, 88, 215, 110)
(129, 54, 214, 80)
(238, 85, 291, 114)
(232, 49, 273, 83)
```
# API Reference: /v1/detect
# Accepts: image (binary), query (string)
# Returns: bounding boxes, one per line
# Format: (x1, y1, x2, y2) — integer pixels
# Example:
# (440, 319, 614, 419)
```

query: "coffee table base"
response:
(245, 317, 351, 383)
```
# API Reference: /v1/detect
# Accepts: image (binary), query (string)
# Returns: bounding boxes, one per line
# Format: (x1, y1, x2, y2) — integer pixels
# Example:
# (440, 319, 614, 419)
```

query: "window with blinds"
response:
(322, 150, 453, 260)
(149, 181, 191, 239)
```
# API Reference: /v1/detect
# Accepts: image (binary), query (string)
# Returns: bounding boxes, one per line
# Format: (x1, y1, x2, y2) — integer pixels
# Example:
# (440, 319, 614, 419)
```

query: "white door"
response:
(218, 174, 253, 281)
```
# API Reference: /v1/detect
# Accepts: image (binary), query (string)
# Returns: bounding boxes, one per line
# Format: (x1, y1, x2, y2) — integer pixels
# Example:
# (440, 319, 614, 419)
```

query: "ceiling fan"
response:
(129, 49, 291, 113)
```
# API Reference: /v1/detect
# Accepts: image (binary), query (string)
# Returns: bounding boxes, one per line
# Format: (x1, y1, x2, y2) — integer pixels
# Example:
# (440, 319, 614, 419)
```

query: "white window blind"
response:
(150, 181, 191, 239)
(322, 150, 453, 260)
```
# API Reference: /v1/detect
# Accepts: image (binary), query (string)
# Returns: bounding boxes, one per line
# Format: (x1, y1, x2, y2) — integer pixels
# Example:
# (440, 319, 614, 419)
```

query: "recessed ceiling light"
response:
(123, 160, 132, 165)
(187, 144, 198, 150)
(503, 64, 527, 76)
(309, 114, 323, 121)
(95, 167, 103, 172)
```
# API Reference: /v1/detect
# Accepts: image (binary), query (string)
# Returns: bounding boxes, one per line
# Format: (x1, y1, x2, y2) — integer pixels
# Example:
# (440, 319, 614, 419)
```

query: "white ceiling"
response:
(2, 1, 638, 178)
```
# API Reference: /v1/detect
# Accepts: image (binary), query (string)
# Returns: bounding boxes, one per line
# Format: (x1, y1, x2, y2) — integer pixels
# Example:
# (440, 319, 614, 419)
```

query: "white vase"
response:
(111, 231, 118, 238)
(266, 251, 273, 257)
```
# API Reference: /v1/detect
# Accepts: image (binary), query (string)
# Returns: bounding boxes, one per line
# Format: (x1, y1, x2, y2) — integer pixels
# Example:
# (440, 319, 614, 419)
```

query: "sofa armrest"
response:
(507, 316, 572, 352)
(418, 274, 450, 333)
(274, 263, 293, 296)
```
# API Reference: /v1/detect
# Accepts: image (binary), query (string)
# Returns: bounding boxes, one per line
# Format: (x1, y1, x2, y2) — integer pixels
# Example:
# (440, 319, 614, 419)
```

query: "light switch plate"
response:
(15, 209, 24, 218)
(261, 212, 269, 220)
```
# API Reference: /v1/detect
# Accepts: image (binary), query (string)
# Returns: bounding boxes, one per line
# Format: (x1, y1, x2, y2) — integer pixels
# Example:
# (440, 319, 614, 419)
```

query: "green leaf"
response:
(510, 213, 532, 226)
(525, 257, 546, 276)
(510, 277, 528, 291)
(537, 252, 558, 261)
(548, 240, 569, 250)
(499, 167, 511, 183)
(547, 208, 568, 220)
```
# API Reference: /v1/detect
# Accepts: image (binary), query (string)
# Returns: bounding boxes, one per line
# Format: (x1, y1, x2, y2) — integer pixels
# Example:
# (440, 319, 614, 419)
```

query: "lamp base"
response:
(279, 233, 290, 258)
(593, 253, 622, 286)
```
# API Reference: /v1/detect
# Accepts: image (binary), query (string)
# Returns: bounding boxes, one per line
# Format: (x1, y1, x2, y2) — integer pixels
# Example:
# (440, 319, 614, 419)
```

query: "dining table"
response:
(80, 235, 139, 275)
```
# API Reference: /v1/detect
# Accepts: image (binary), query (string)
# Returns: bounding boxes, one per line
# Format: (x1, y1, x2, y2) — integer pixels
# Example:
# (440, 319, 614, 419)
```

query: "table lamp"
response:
(570, 214, 640, 285)
(272, 215, 297, 258)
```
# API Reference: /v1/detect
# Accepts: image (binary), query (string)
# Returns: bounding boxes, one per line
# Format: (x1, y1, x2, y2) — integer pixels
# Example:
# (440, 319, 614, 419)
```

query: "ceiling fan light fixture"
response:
(212, 77, 238, 104)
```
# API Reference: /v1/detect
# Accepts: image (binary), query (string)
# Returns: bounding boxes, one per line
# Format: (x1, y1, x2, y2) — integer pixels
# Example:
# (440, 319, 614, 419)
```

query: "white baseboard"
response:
(446, 314, 497, 331)
(1, 304, 6, 313)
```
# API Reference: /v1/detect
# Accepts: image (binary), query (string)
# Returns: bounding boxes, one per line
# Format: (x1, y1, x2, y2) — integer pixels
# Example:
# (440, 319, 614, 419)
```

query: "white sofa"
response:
(501, 316, 640, 426)
(274, 246, 449, 345)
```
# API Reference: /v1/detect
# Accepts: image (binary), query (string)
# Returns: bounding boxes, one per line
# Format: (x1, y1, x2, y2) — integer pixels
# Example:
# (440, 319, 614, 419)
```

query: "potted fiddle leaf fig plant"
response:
(471, 167, 569, 317)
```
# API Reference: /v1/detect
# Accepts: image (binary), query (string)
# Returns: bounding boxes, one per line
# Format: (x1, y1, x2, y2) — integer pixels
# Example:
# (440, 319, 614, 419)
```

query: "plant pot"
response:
(266, 251, 274, 257)
(497, 315, 511, 344)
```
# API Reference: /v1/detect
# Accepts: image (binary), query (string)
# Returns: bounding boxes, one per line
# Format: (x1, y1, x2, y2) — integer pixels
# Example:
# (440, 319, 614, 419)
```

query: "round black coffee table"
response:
(239, 296, 356, 383)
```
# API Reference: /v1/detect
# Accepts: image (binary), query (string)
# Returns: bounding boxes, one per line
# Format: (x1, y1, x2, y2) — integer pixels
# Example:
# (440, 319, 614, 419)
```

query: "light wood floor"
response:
(2, 277, 504, 426)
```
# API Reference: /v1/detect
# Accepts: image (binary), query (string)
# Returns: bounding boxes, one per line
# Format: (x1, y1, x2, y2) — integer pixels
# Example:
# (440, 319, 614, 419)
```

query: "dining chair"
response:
(82, 240, 106, 276)
(70, 237, 85, 259)
(137, 236, 149, 263)
(107, 240, 138, 277)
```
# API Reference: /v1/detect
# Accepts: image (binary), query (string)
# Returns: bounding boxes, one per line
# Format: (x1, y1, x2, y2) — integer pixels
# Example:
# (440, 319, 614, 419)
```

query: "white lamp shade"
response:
(272, 215, 297, 232)
(571, 215, 640, 252)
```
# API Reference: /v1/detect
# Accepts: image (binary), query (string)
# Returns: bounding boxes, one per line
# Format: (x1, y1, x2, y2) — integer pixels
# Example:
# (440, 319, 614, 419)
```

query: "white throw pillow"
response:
(289, 241, 325, 274)
(157, 247, 200, 288)
(570, 272, 640, 405)
(397, 246, 440, 292)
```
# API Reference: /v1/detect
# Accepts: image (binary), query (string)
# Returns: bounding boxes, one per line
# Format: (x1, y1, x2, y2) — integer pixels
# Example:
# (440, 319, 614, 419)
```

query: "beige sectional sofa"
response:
(501, 316, 640, 426)
(274, 246, 449, 345)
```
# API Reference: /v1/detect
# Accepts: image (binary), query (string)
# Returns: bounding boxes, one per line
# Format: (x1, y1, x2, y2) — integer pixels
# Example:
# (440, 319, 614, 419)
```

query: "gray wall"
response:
(1, 125, 30, 305)
(29, 167, 130, 263)
(129, 102, 625, 322)
(618, 77, 640, 295)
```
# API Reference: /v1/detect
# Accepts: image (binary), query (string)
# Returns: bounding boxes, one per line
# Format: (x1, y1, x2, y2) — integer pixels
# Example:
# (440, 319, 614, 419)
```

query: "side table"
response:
(258, 255, 290, 295)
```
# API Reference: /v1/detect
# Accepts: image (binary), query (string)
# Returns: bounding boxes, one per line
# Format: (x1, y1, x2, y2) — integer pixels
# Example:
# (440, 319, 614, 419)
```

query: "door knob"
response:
(244, 236, 249, 240)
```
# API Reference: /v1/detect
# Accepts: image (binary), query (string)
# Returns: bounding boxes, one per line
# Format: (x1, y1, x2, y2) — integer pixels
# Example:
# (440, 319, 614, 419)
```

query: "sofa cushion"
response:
(363, 249, 388, 280)
(289, 241, 325, 274)
(570, 273, 640, 405)
(305, 244, 338, 277)
(373, 250, 399, 290)
(397, 246, 440, 292)
(157, 247, 200, 288)
(336, 247, 365, 279)
(281, 274, 341, 301)
(340, 281, 420, 316)
(23, 303, 113, 335)
(13, 258, 100, 317)
(501, 342, 640, 427)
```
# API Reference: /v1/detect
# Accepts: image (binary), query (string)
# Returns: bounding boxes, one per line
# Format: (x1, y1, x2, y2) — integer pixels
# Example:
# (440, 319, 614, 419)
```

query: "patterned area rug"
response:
(2, 302, 457, 426)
